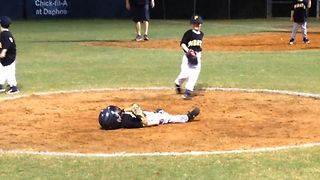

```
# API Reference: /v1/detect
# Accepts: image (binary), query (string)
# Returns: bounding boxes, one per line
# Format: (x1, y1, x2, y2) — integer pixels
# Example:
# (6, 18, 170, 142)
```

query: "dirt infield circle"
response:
(1, 89, 320, 154)
(1, 32, 320, 154)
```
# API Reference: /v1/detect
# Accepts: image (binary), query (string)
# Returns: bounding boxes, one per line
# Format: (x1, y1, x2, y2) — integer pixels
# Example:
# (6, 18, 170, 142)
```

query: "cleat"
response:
(182, 94, 192, 100)
(289, 38, 295, 45)
(135, 35, 143, 42)
(187, 107, 200, 121)
(182, 89, 192, 100)
(6, 86, 19, 94)
(175, 84, 182, 94)
(303, 37, 310, 44)
(143, 34, 149, 41)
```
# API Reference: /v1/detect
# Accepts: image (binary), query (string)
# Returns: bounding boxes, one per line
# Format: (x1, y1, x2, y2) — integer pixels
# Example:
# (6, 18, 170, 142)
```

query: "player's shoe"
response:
(135, 35, 143, 42)
(175, 84, 182, 94)
(289, 38, 295, 45)
(187, 107, 200, 121)
(143, 34, 149, 41)
(182, 89, 192, 100)
(303, 37, 310, 44)
(6, 86, 20, 94)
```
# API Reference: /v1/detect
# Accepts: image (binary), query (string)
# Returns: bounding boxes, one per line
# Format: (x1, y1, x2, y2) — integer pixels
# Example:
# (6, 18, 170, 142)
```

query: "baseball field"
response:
(1, 18, 320, 179)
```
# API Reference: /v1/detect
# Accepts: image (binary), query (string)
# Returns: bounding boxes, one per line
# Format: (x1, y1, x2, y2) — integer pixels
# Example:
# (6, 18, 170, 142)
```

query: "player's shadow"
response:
(193, 83, 209, 97)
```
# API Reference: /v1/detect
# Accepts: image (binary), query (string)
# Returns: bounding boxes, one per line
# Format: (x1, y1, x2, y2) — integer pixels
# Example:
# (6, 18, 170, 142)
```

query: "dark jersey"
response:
(180, 29, 204, 52)
(292, 0, 308, 23)
(0, 30, 16, 66)
(121, 113, 144, 128)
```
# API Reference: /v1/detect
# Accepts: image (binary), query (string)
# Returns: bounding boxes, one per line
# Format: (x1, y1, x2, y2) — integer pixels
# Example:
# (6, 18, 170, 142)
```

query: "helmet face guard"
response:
(98, 105, 122, 130)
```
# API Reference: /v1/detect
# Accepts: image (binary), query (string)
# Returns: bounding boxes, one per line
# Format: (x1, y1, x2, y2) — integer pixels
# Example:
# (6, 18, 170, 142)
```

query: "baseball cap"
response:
(190, 15, 203, 24)
(0, 16, 11, 28)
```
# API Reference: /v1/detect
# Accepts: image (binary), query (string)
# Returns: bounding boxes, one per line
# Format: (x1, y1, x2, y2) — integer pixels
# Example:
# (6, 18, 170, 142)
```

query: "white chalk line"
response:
(1, 143, 320, 157)
(1, 86, 320, 101)
(206, 87, 320, 99)
(1, 87, 320, 157)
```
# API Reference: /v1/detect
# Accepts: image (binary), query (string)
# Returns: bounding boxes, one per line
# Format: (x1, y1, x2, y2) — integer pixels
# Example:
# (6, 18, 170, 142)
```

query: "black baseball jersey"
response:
(292, 0, 309, 23)
(180, 29, 204, 52)
(120, 113, 144, 128)
(0, 30, 16, 66)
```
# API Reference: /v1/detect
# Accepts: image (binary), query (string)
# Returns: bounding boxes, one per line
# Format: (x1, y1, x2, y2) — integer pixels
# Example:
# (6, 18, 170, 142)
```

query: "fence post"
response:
(317, 0, 320, 19)
(228, 0, 231, 19)
(266, 0, 272, 18)
(193, 0, 197, 15)
(162, 0, 166, 19)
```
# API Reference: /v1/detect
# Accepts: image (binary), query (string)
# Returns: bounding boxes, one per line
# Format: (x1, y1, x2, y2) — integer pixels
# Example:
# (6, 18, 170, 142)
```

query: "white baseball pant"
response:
(0, 61, 17, 86)
(174, 52, 201, 91)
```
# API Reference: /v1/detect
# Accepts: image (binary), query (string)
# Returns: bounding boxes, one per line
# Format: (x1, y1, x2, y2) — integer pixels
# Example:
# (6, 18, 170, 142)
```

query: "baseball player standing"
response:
(125, 0, 155, 41)
(0, 16, 19, 94)
(289, 0, 311, 45)
(174, 15, 204, 100)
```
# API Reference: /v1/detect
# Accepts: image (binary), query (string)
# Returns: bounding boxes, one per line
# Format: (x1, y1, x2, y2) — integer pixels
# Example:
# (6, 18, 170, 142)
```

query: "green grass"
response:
(1, 18, 320, 179)
(1, 147, 320, 179)
(203, 51, 320, 93)
(17, 43, 320, 93)
(13, 18, 320, 93)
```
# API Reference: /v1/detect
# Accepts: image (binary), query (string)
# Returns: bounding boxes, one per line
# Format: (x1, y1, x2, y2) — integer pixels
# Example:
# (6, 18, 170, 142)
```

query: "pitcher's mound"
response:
(1, 89, 320, 153)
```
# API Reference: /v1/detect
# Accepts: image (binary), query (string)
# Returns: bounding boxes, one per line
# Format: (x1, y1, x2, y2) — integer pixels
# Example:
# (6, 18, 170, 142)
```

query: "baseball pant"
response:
(290, 22, 308, 39)
(175, 52, 201, 91)
(144, 111, 189, 125)
(0, 61, 17, 86)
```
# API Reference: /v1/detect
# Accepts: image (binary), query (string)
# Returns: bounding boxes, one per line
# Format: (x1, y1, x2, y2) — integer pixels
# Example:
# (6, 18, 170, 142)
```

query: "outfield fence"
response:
(0, 0, 318, 20)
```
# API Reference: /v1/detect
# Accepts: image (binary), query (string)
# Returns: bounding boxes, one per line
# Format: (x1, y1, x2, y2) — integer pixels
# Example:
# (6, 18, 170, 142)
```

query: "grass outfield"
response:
(1, 18, 320, 178)
(1, 147, 320, 179)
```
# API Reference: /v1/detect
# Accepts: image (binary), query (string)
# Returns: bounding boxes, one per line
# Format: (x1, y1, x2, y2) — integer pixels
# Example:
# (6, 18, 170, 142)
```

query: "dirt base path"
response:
(86, 32, 320, 51)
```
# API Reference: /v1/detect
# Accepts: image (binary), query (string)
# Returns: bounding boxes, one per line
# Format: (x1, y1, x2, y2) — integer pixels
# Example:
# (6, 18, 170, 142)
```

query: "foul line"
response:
(1, 87, 320, 157)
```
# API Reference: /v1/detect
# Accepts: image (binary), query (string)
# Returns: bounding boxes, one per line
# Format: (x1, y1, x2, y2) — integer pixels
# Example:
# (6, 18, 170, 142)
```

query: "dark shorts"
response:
(132, 4, 150, 22)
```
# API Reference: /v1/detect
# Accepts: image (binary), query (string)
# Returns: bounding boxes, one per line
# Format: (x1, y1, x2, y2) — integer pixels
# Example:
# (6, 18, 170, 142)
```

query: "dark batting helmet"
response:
(0, 16, 11, 28)
(190, 15, 203, 24)
(98, 105, 122, 130)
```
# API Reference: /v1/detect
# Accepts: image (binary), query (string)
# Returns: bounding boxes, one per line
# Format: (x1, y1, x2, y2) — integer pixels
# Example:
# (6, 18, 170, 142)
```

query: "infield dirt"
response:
(1, 90, 320, 153)
(86, 32, 320, 51)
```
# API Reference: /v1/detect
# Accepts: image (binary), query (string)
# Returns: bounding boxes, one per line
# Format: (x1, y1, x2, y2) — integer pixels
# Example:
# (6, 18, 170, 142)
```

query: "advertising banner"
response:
(26, 0, 71, 18)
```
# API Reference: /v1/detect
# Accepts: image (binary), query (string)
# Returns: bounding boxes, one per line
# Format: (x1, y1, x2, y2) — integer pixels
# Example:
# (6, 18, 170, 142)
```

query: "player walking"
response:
(289, 0, 311, 45)
(0, 16, 19, 94)
(174, 15, 204, 100)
